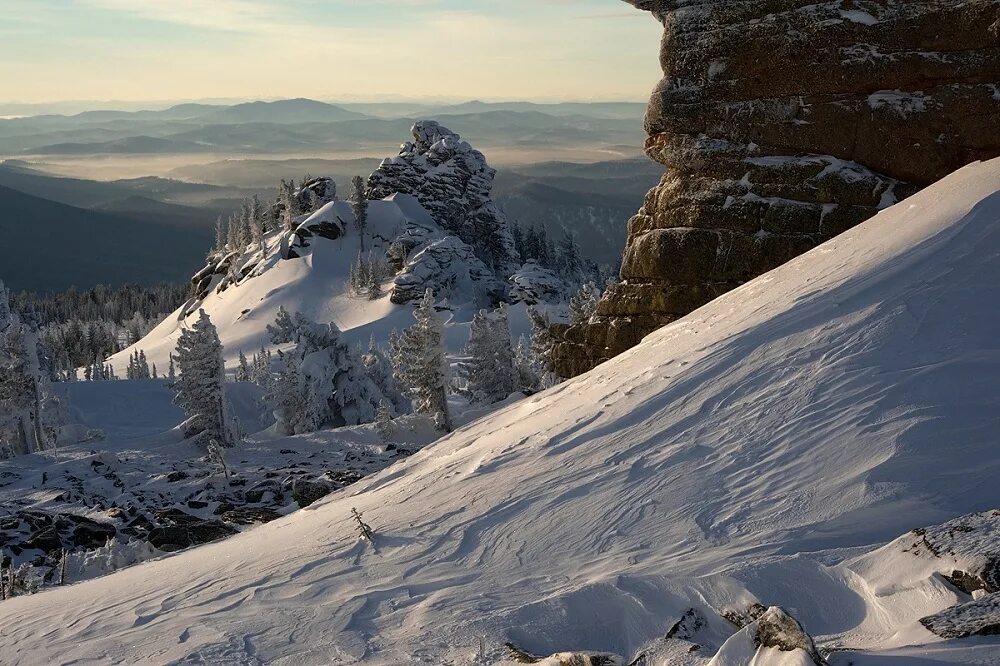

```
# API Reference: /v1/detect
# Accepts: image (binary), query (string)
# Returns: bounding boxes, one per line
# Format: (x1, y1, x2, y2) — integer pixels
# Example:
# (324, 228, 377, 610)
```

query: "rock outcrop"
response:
(368, 120, 519, 275)
(553, 0, 1000, 377)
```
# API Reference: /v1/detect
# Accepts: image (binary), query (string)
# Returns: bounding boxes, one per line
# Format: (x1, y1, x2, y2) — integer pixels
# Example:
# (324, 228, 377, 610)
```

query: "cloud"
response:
(79, 0, 323, 38)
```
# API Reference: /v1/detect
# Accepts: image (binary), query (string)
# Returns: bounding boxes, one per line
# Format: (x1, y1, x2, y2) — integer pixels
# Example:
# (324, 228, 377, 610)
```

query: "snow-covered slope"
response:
(108, 195, 432, 375)
(4, 158, 1000, 664)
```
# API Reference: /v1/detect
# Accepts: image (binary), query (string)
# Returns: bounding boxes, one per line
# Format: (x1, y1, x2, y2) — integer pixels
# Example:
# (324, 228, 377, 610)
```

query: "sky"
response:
(0, 0, 663, 105)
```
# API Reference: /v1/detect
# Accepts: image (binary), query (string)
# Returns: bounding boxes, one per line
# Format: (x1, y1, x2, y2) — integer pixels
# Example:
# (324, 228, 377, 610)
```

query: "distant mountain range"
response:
(0, 98, 646, 156)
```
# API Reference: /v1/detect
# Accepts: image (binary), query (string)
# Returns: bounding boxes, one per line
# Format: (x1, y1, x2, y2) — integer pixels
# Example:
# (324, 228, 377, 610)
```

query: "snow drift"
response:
(3, 158, 1000, 664)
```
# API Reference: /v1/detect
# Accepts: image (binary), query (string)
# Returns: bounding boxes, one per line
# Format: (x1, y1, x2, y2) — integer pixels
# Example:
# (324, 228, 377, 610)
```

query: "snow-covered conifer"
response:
(267, 311, 385, 435)
(351, 175, 368, 252)
(266, 306, 296, 344)
(363, 334, 407, 414)
(171, 310, 238, 448)
(569, 282, 600, 326)
(236, 350, 251, 382)
(390, 289, 452, 431)
(0, 281, 51, 457)
(374, 400, 393, 442)
(367, 265, 382, 300)
(459, 304, 518, 404)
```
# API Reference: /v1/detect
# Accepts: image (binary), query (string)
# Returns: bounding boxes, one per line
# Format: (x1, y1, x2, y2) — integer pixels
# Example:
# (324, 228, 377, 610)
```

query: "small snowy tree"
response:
(251, 346, 272, 389)
(267, 306, 296, 344)
(366, 264, 382, 300)
(268, 350, 311, 435)
(363, 334, 407, 413)
(527, 307, 561, 387)
(171, 310, 238, 448)
(206, 438, 229, 478)
(390, 289, 452, 432)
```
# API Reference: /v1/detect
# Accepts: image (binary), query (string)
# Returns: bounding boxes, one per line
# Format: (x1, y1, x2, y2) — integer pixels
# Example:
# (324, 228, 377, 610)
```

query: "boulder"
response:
(711, 606, 824, 666)
(221, 507, 282, 525)
(292, 478, 333, 509)
(553, 0, 1000, 377)
(147, 520, 236, 552)
(391, 235, 504, 306)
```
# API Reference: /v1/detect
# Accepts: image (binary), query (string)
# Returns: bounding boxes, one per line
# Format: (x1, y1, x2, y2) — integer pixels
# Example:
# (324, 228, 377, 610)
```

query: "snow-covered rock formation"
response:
(369, 120, 519, 276)
(5, 153, 1000, 663)
(508, 260, 569, 305)
(554, 0, 1000, 377)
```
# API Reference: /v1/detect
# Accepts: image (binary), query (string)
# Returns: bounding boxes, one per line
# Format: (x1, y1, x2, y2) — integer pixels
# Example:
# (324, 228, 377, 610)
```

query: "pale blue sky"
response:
(0, 0, 662, 104)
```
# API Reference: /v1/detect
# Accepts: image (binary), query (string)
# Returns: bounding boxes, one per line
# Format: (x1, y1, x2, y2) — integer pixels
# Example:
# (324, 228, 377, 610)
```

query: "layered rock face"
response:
(553, 0, 1000, 377)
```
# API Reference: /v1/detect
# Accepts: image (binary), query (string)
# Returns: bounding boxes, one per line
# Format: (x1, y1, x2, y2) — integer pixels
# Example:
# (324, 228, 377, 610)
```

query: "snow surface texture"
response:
(4, 159, 1000, 663)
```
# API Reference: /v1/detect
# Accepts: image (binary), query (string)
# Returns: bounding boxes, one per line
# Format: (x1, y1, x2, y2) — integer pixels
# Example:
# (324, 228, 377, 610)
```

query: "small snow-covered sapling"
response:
(351, 507, 374, 541)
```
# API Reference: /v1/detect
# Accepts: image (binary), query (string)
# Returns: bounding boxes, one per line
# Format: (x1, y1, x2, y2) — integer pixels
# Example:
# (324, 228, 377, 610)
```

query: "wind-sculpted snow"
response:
(4, 159, 1000, 663)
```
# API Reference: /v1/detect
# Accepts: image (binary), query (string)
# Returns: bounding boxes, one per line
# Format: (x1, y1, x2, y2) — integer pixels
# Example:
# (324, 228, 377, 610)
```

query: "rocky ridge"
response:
(552, 0, 1000, 377)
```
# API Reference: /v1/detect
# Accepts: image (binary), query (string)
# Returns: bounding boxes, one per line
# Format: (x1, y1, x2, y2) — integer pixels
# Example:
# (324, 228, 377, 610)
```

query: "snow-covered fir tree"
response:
(363, 334, 408, 414)
(367, 265, 382, 300)
(374, 399, 393, 442)
(569, 282, 600, 326)
(351, 175, 368, 253)
(0, 281, 52, 458)
(267, 306, 296, 343)
(459, 303, 518, 404)
(236, 350, 251, 382)
(171, 310, 238, 448)
(267, 311, 386, 435)
(268, 350, 310, 435)
(557, 231, 584, 282)
(390, 289, 452, 432)
(250, 346, 272, 389)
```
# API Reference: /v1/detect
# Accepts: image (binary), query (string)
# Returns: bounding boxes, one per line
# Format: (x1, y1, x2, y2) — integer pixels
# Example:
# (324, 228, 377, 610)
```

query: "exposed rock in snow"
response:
(509, 260, 569, 305)
(880, 510, 1000, 595)
(920, 592, 1000, 639)
(293, 202, 348, 243)
(390, 235, 504, 306)
(554, 0, 1000, 377)
(710, 607, 823, 666)
(368, 120, 519, 274)
(497, 650, 623, 666)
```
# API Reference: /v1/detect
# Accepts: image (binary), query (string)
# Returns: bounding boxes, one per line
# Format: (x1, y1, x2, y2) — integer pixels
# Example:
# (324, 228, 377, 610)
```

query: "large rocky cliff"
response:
(553, 0, 1000, 377)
